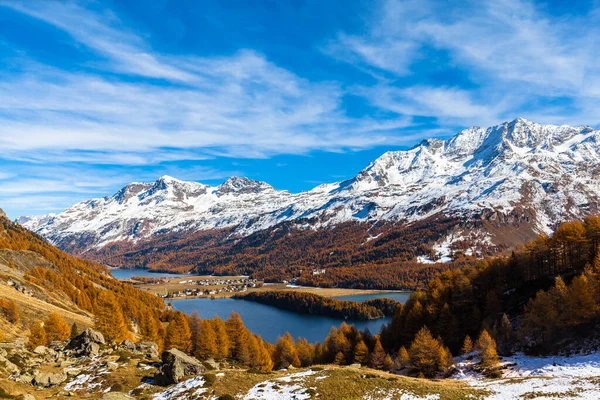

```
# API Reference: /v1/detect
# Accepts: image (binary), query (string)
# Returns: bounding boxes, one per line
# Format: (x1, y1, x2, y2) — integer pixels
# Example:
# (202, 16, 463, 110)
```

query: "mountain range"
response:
(18, 118, 600, 276)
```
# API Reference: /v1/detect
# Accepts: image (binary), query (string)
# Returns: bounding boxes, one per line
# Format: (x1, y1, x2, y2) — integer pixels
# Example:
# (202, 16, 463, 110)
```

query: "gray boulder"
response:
(120, 339, 136, 351)
(32, 371, 67, 387)
(65, 328, 104, 356)
(33, 346, 55, 357)
(135, 341, 159, 359)
(154, 348, 206, 386)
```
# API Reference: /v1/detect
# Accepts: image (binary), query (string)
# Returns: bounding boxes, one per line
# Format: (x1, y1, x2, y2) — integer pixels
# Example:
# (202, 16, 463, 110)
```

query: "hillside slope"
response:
(0, 209, 164, 340)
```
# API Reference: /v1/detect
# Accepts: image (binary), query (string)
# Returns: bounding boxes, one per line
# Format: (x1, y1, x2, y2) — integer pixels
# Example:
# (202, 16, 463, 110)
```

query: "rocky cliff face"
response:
(18, 118, 600, 262)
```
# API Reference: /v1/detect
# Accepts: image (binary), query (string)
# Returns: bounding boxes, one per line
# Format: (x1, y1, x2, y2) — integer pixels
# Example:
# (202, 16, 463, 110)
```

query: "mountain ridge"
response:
(17, 118, 600, 267)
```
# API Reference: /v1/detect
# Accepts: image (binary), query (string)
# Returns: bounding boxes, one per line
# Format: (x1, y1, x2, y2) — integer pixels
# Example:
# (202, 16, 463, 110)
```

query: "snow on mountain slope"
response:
(18, 118, 600, 254)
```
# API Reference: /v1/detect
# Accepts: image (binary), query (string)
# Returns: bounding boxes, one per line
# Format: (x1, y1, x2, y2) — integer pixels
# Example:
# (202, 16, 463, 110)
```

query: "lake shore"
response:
(113, 269, 411, 299)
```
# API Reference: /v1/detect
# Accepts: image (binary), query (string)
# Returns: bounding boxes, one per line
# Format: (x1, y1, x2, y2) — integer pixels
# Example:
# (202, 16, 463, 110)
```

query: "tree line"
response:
(235, 291, 401, 320)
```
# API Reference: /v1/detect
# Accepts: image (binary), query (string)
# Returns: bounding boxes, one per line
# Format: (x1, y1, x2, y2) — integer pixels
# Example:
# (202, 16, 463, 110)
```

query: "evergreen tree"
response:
(353, 340, 369, 365)
(295, 338, 314, 367)
(493, 314, 515, 356)
(370, 336, 387, 369)
(165, 311, 192, 353)
(408, 326, 449, 377)
(195, 319, 218, 359)
(272, 332, 300, 369)
(225, 312, 251, 365)
(70, 322, 79, 339)
(44, 313, 71, 342)
(476, 329, 499, 369)
(396, 346, 410, 369)
(211, 317, 230, 359)
(461, 335, 474, 355)
(95, 291, 130, 342)
(27, 321, 47, 349)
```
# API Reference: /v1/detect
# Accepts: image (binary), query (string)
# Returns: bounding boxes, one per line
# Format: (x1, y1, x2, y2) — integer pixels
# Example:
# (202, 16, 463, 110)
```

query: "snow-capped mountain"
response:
(18, 118, 600, 260)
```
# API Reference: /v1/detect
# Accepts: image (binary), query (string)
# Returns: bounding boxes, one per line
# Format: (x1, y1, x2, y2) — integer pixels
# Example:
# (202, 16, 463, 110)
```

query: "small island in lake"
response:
(234, 290, 401, 320)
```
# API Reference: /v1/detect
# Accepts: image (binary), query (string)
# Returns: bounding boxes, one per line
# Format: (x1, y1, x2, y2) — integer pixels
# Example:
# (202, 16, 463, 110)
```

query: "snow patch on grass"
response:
(243, 369, 318, 400)
(152, 376, 206, 400)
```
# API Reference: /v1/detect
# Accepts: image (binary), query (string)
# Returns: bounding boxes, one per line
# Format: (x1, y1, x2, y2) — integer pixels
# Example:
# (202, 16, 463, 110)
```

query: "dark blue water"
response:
(170, 297, 400, 344)
(332, 292, 412, 303)
(110, 268, 190, 280)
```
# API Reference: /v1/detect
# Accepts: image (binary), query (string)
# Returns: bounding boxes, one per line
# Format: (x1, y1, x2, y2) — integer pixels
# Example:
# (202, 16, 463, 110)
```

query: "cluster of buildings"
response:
(159, 277, 260, 299)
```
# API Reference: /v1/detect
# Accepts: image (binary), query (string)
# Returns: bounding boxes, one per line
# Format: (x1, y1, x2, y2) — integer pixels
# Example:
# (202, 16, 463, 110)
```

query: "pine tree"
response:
(396, 346, 410, 369)
(211, 317, 230, 359)
(140, 309, 160, 345)
(295, 338, 314, 367)
(165, 311, 192, 353)
(334, 351, 346, 365)
(44, 313, 71, 342)
(27, 321, 47, 349)
(567, 275, 598, 325)
(225, 312, 251, 365)
(95, 291, 130, 342)
(253, 336, 274, 372)
(353, 340, 369, 365)
(188, 311, 202, 356)
(383, 354, 395, 371)
(408, 326, 449, 377)
(461, 335, 474, 355)
(370, 336, 387, 369)
(476, 329, 499, 369)
(70, 323, 79, 339)
(494, 314, 515, 356)
(195, 319, 218, 359)
(272, 332, 300, 369)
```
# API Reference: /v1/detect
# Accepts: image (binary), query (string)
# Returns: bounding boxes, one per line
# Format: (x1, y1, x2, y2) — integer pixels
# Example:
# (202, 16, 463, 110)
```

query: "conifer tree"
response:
(27, 321, 47, 349)
(187, 311, 202, 356)
(408, 326, 449, 377)
(396, 346, 410, 369)
(353, 339, 369, 365)
(196, 319, 218, 359)
(211, 317, 230, 359)
(253, 336, 274, 372)
(383, 354, 395, 371)
(165, 311, 192, 353)
(313, 342, 324, 364)
(225, 312, 251, 365)
(370, 336, 387, 369)
(461, 335, 474, 355)
(295, 338, 314, 367)
(70, 322, 79, 339)
(334, 351, 346, 365)
(140, 309, 160, 345)
(44, 312, 71, 342)
(95, 291, 130, 342)
(494, 314, 515, 356)
(476, 329, 499, 369)
(272, 332, 300, 369)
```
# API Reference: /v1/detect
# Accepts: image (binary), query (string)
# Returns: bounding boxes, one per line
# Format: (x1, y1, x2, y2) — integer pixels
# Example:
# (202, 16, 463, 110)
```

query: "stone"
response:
(120, 340, 136, 351)
(135, 341, 159, 359)
(65, 328, 105, 357)
(0, 354, 20, 374)
(101, 393, 135, 400)
(63, 367, 81, 376)
(33, 346, 55, 357)
(32, 372, 67, 387)
(22, 394, 37, 400)
(154, 348, 206, 386)
(16, 374, 33, 384)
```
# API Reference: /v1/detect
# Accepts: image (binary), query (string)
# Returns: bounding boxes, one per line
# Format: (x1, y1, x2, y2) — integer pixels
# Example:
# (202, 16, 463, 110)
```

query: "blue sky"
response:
(1, 0, 600, 218)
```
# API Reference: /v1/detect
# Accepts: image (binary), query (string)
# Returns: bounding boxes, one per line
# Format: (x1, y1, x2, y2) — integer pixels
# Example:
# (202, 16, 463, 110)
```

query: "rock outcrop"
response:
(154, 348, 206, 386)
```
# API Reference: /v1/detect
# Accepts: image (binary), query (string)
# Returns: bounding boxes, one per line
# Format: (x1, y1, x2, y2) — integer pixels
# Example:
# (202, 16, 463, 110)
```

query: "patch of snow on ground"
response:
(243, 369, 317, 400)
(152, 376, 206, 400)
(456, 352, 600, 399)
(364, 388, 440, 400)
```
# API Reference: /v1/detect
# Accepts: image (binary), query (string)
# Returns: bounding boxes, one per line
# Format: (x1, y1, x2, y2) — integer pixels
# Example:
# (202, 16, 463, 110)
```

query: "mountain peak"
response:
(216, 176, 273, 195)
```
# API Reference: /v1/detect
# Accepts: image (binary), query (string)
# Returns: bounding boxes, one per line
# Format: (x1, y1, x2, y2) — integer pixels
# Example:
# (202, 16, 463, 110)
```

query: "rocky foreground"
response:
(3, 328, 600, 399)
